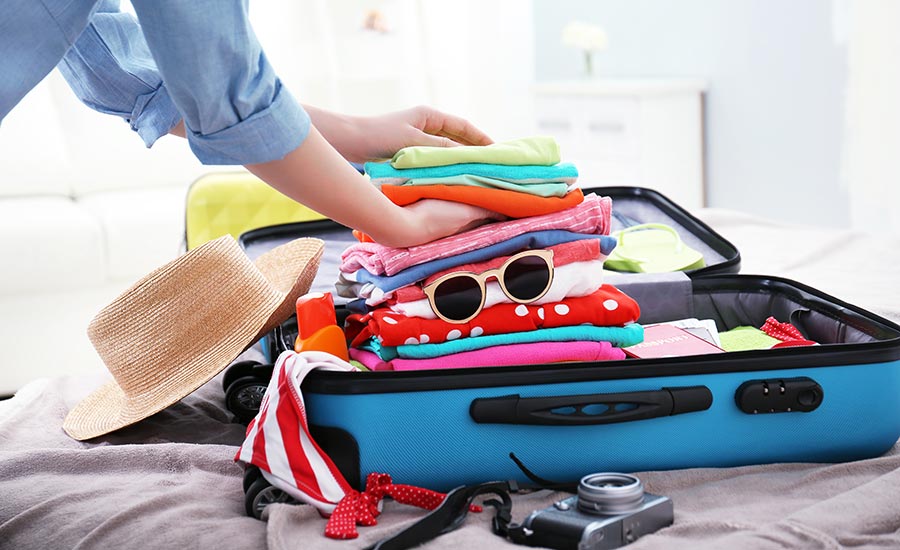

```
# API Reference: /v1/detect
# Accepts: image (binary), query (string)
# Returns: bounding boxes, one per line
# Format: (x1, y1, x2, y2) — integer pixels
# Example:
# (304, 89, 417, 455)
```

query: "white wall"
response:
(251, 0, 535, 140)
(533, 0, 850, 228)
(843, 0, 900, 236)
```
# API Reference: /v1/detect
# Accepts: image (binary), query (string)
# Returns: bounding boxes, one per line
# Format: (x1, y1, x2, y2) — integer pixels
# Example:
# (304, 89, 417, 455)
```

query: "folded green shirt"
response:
(390, 136, 561, 169)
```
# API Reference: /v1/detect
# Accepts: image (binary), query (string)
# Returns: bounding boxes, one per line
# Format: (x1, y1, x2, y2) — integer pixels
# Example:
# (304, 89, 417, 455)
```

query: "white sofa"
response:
(0, 72, 227, 395)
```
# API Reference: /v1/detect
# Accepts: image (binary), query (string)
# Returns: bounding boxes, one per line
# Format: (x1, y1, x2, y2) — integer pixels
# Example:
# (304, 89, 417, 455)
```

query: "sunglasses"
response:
(422, 249, 555, 324)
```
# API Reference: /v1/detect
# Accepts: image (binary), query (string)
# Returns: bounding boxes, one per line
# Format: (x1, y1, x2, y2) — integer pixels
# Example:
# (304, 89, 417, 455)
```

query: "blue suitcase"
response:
(238, 186, 900, 491)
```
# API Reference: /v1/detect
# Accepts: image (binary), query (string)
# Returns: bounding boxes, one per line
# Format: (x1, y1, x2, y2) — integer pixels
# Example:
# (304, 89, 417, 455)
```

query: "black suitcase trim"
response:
(236, 187, 897, 396)
(302, 275, 900, 395)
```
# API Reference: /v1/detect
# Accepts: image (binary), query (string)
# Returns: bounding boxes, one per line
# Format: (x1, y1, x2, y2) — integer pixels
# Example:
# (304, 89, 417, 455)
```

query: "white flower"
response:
(561, 21, 608, 52)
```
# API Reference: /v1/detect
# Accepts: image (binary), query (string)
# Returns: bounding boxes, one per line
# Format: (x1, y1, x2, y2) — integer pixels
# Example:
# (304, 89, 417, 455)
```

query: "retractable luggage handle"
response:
(469, 386, 712, 426)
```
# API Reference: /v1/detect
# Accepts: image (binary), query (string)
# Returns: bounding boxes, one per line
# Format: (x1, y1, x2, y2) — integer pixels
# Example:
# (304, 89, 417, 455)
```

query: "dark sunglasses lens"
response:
(504, 255, 551, 301)
(433, 276, 482, 321)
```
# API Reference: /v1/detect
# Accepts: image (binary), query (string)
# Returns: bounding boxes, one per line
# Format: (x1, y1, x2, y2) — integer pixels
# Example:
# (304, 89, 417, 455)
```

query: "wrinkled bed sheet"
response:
(2, 208, 900, 550)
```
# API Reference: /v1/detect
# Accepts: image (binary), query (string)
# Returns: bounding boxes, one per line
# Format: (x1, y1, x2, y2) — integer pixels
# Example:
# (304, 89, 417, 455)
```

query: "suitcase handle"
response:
(469, 386, 712, 426)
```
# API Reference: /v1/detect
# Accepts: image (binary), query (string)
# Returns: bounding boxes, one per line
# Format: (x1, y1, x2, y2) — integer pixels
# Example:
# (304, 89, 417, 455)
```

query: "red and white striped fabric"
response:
(235, 350, 474, 539)
(235, 350, 357, 513)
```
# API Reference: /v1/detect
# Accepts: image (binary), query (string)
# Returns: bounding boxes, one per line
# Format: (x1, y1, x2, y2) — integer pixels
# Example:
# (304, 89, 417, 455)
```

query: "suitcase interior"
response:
(239, 187, 900, 489)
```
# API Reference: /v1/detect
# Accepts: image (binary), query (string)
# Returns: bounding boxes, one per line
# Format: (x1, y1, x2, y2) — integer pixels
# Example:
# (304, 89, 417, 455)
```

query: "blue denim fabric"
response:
(0, 0, 96, 120)
(1, 0, 310, 165)
(57, 0, 181, 148)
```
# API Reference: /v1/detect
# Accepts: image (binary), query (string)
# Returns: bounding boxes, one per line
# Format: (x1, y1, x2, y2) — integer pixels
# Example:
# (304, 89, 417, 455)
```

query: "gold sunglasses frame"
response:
(422, 249, 555, 324)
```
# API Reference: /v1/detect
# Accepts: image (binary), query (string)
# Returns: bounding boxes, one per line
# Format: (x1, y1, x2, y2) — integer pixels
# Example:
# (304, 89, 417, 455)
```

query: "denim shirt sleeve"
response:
(130, 0, 311, 165)
(0, 0, 96, 123)
(57, 0, 182, 148)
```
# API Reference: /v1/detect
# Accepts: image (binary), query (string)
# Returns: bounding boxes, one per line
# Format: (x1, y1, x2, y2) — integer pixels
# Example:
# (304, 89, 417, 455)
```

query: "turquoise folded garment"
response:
(364, 161, 579, 183)
(365, 324, 644, 360)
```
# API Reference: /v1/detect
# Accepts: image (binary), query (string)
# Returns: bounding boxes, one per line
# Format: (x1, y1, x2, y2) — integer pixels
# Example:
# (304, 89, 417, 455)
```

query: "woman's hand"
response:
(304, 104, 493, 164)
(381, 199, 505, 248)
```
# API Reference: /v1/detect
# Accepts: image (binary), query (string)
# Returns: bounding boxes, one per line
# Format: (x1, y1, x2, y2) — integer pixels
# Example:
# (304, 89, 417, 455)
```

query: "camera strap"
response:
(363, 480, 516, 550)
(365, 454, 579, 550)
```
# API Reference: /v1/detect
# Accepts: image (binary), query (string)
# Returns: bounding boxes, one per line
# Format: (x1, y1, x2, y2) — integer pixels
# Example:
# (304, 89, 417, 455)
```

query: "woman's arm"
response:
(130, 0, 498, 247)
(245, 126, 500, 248)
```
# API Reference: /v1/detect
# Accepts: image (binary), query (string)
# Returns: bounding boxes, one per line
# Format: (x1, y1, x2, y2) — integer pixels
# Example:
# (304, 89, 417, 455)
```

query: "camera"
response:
(518, 473, 673, 550)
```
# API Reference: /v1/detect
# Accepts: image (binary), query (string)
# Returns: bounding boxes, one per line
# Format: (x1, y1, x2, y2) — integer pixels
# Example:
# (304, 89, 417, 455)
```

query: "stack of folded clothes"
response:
(366, 136, 584, 218)
(337, 137, 645, 371)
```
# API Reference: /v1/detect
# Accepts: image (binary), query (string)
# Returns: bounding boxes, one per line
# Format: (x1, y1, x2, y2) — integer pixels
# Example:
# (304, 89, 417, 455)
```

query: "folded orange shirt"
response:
(381, 185, 584, 218)
(352, 229, 375, 243)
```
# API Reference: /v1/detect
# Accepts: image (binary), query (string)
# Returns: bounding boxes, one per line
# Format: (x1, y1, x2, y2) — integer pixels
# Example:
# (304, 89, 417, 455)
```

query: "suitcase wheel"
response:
(244, 472, 296, 519)
(226, 375, 270, 423)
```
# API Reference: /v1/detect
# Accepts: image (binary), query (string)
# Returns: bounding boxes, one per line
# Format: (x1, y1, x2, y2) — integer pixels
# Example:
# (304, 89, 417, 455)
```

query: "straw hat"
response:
(63, 235, 325, 441)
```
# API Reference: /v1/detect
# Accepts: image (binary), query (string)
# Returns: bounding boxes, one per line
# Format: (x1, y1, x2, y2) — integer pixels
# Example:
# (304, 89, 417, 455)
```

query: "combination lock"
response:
(735, 377, 823, 414)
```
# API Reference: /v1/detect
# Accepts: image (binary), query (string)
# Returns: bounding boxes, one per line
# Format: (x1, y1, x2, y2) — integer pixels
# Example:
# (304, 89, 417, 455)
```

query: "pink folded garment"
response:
(340, 193, 612, 276)
(349, 341, 626, 371)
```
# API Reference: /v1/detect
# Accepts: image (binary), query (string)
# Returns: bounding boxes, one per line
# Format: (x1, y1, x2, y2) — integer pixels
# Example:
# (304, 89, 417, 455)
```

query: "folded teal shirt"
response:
(365, 324, 645, 360)
(365, 161, 579, 183)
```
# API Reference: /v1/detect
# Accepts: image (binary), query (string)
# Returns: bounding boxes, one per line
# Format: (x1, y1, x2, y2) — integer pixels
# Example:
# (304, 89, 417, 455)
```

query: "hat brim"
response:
(63, 236, 324, 441)
(252, 238, 325, 341)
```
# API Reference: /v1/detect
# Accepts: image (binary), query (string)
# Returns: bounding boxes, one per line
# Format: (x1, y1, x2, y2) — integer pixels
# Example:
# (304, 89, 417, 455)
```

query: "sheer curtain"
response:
(842, 0, 900, 236)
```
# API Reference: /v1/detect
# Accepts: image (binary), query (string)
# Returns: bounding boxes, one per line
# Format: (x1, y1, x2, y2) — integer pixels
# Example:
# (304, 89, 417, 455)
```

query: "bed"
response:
(2, 207, 899, 550)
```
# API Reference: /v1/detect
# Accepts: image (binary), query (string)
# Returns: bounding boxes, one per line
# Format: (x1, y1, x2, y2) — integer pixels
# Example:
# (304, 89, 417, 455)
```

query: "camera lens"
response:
(576, 473, 645, 516)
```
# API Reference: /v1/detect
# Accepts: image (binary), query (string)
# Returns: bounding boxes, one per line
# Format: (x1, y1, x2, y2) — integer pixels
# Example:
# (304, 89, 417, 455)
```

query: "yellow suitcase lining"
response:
(185, 171, 326, 250)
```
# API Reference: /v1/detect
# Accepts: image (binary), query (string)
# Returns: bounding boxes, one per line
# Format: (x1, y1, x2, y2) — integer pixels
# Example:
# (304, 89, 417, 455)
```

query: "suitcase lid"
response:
(599, 186, 740, 276)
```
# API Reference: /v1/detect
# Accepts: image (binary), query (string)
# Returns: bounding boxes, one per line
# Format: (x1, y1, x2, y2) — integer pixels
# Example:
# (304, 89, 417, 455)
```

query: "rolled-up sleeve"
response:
(57, 0, 182, 148)
(130, 0, 310, 165)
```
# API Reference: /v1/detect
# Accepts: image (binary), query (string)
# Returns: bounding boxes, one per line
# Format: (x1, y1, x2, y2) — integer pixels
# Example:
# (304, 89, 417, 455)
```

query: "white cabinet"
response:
(533, 79, 707, 209)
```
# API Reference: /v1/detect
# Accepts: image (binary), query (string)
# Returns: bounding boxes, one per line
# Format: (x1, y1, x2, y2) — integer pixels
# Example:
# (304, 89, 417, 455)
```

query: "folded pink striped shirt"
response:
(340, 193, 612, 276)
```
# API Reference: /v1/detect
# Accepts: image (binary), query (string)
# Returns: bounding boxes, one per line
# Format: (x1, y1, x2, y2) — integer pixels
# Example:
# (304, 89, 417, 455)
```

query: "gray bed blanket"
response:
(4, 369, 900, 550)
(2, 209, 900, 549)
